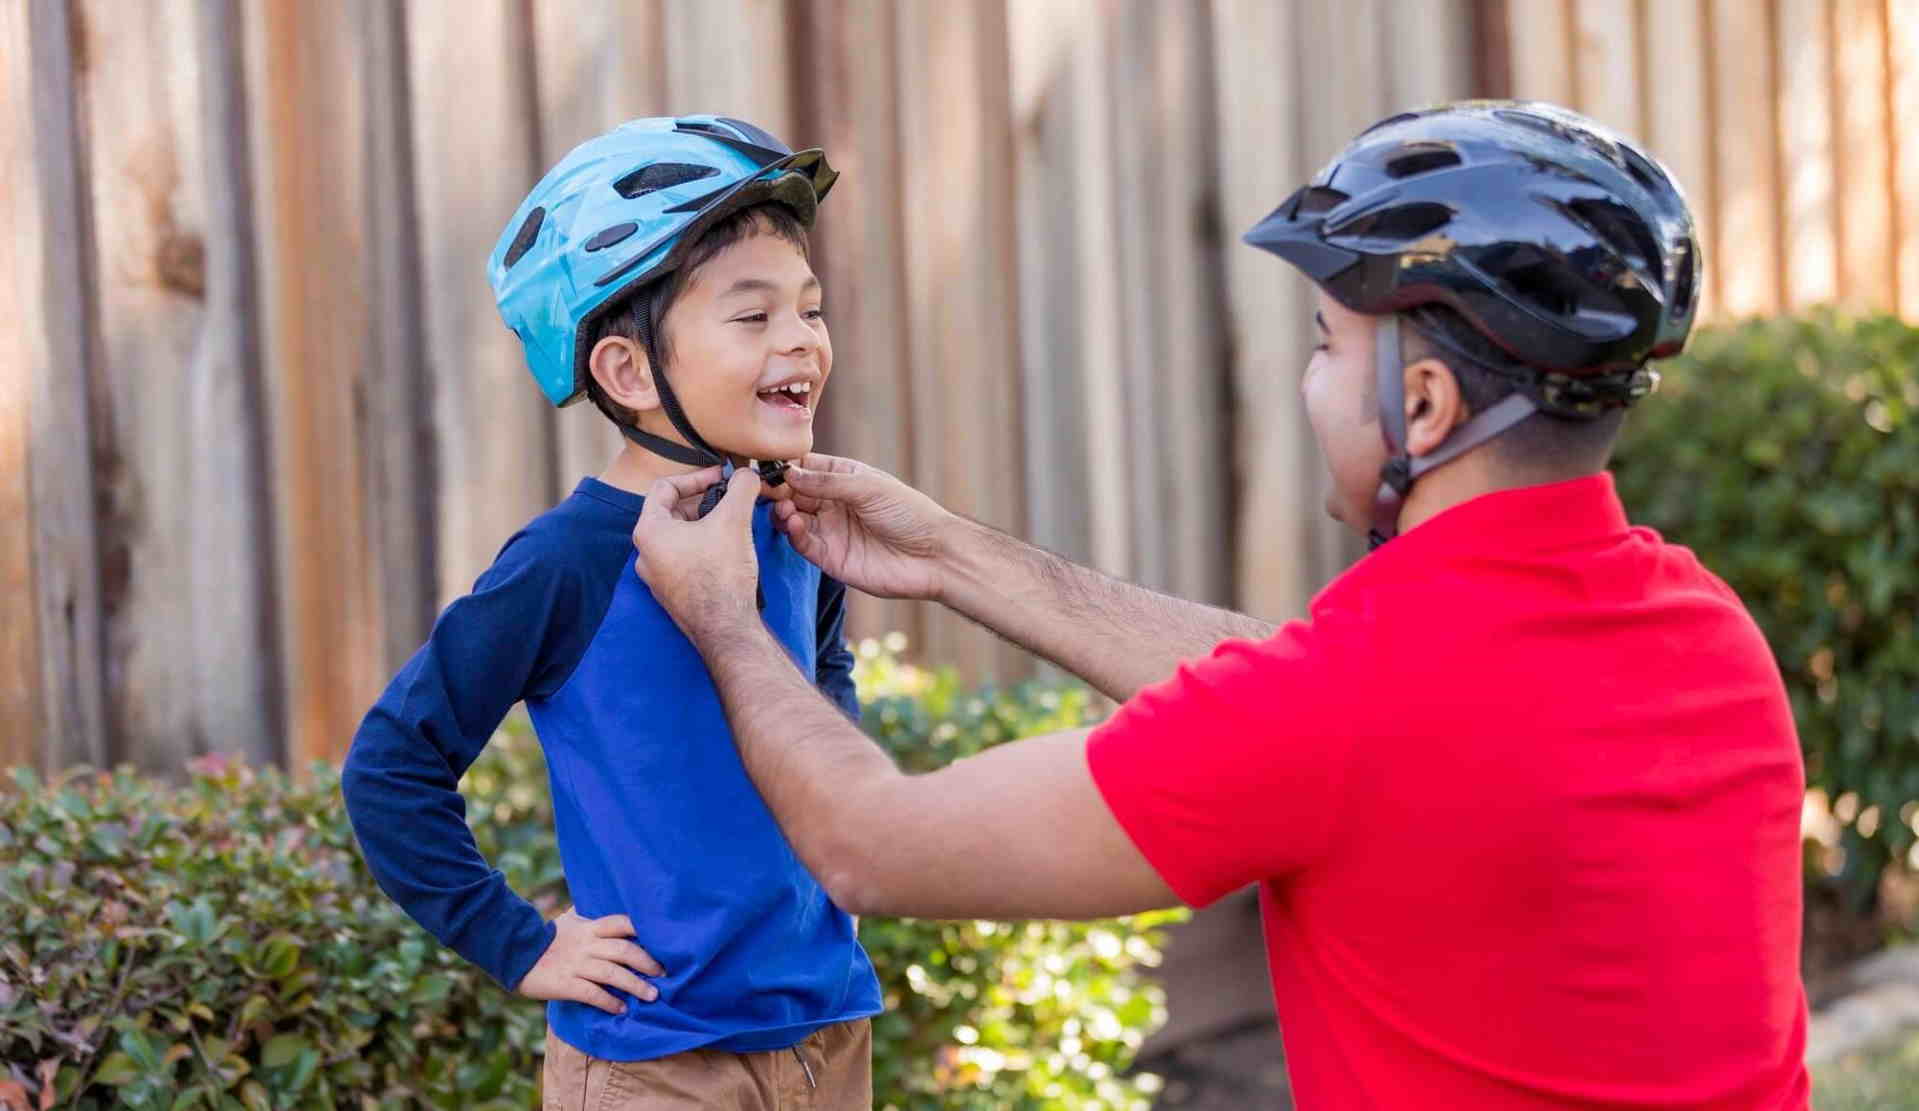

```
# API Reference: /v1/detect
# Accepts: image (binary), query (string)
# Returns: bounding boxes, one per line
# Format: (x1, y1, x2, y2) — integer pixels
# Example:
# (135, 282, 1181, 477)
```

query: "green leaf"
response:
(122, 1027, 160, 1071)
(92, 1051, 140, 1086)
(255, 934, 302, 980)
(261, 1033, 306, 1069)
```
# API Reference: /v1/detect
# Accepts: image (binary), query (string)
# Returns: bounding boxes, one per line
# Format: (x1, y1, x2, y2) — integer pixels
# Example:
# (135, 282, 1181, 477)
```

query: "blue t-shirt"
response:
(341, 477, 881, 1061)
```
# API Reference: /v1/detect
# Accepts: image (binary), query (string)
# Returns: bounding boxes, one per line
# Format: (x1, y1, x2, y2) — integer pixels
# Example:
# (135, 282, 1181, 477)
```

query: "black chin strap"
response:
(1368, 316, 1537, 549)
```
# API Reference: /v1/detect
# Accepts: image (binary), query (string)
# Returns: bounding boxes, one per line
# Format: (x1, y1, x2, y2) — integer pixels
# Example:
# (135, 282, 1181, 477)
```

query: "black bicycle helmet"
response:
(1244, 100, 1701, 545)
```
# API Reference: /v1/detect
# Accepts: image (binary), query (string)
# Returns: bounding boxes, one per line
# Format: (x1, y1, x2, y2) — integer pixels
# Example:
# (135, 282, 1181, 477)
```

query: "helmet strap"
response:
(1368, 316, 1538, 549)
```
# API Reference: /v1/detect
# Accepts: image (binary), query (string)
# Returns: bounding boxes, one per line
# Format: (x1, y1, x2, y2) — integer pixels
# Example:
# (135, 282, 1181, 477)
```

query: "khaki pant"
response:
(541, 1019, 872, 1111)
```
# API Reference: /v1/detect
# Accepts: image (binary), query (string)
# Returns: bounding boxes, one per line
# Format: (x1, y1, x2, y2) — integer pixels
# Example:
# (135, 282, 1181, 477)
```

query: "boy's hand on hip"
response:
(631, 466, 762, 641)
(518, 908, 665, 1015)
(771, 453, 951, 602)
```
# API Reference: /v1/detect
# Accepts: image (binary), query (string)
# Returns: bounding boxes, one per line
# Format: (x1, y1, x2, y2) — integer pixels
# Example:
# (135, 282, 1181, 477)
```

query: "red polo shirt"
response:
(1088, 474, 1809, 1110)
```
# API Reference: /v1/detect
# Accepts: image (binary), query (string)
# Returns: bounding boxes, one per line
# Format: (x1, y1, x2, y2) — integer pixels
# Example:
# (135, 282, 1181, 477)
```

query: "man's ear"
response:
(1402, 356, 1468, 458)
(588, 335, 662, 414)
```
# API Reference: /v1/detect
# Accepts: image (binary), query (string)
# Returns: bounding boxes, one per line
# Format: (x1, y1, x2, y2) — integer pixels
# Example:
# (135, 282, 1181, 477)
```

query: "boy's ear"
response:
(588, 335, 662, 414)
(1401, 356, 1468, 458)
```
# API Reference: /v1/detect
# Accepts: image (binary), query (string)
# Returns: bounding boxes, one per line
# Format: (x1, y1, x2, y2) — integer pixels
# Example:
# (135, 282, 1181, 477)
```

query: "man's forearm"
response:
(937, 517, 1274, 702)
(693, 618, 896, 896)
(688, 613, 1179, 921)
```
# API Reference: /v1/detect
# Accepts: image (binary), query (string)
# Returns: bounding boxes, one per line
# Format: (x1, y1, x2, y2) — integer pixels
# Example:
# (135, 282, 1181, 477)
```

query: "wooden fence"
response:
(3, 0, 1913, 775)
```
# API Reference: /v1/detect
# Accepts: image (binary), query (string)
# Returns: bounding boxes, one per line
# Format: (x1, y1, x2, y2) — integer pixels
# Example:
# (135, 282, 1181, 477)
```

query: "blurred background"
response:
(2, 0, 1916, 1106)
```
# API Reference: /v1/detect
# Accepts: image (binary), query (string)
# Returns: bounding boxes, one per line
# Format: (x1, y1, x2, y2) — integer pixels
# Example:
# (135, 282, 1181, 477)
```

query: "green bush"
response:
(1613, 311, 1919, 905)
(0, 642, 1175, 1109)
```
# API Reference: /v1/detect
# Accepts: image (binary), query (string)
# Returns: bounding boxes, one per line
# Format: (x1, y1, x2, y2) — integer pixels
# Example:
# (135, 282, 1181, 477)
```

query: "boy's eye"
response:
(734, 312, 768, 324)
(804, 308, 825, 321)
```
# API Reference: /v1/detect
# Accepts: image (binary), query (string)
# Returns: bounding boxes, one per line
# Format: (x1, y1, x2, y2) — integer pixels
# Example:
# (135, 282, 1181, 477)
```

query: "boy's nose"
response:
(773, 310, 820, 353)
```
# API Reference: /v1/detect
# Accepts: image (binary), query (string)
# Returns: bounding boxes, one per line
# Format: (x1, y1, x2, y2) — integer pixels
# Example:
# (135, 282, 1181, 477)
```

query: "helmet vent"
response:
(1384, 145, 1461, 178)
(614, 162, 719, 199)
(1334, 202, 1451, 244)
(503, 206, 545, 268)
(1292, 186, 1349, 219)
(1501, 258, 1585, 318)
(1618, 145, 1669, 195)
(1669, 239, 1698, 316)
(1564, 197, 1663, 284)
(583, 221, 639, 252)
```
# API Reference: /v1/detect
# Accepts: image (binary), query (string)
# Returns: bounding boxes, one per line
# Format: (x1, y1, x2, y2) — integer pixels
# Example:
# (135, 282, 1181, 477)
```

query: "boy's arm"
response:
(341, 536, 573, 990)
(813, 574, 861, 722)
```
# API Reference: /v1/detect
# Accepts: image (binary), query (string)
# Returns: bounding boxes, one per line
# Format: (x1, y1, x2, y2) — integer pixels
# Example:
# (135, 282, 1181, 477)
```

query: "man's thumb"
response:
(719, 465, 760, 522)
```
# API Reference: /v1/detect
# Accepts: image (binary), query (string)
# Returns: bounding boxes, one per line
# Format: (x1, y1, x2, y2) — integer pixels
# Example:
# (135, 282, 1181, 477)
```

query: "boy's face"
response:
(654, 230, 830, 463)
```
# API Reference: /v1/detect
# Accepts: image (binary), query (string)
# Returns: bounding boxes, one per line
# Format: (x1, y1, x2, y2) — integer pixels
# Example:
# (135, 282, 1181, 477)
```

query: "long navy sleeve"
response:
(814, 574, 860, 722)
(340, 527, 586, 989)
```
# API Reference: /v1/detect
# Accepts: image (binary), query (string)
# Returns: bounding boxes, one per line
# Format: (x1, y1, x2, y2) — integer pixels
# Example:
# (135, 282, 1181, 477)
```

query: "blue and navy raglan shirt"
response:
(340, 476, 882, 1062)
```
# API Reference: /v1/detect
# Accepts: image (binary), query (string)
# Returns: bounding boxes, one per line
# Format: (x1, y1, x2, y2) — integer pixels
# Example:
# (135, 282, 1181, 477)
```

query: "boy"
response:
(341, 116, 880, 1110)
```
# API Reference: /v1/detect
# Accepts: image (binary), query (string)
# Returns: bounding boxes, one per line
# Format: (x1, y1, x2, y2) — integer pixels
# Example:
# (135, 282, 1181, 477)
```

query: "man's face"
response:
(653, 229, 831, 463)
(1304, 290, 1389, 531)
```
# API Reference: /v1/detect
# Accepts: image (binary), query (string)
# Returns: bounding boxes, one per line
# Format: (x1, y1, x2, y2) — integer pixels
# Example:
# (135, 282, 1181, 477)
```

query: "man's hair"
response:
(1399, 305, 1626, 476)
(584, 203, 811, 428)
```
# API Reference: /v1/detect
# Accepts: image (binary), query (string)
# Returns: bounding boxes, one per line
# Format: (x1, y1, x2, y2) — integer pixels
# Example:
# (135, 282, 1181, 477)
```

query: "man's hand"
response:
(517, 908, 665, 1015)
(631, 465, 762, 641)
(771, 453, 956, 602)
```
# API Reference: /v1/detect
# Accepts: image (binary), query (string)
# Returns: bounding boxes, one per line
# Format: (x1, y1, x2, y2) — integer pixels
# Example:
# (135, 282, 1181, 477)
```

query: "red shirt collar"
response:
(1341, 472, 1632, 583)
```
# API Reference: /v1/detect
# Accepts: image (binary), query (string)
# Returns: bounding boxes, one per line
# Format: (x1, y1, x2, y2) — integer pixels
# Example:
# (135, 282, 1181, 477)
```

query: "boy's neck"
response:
(598, 437, 744, 497)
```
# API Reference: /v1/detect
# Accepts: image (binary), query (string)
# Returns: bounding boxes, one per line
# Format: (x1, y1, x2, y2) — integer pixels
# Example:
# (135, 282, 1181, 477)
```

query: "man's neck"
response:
(1395, 452, 1601, 534)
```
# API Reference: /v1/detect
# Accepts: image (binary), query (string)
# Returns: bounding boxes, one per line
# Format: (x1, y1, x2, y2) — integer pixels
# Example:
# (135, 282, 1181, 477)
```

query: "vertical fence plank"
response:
(1829, 0, 1891, 311)
(797, 0, 922, 650)
(1507, 0, 1576, 103)
(1885, 0, 1918, 319)
(356, 0, 438, 674)
(1108, 2, 1169, 592)
(190, 0, 281, 765)
(1710, 0, 1784, 316)
(664, 0, 794, 137)
(1389, 0, 1473, 110)
(1007, 0, 1114, 584)
(1643, 0, 1717, 318)
(248, 0, 382, 768)
(1571, 0, 1643, 135)
(16, 0, 109, 770)
(894, 0, 1028, 680)
(406, 1, 554, 605)
(0, 1, 46, 769)
(1211, 0, 1314, 622)
(532, 0, 664, 489)
(76, 0, 216, 770)
(1778, 0, 1840, 309)
(1143, 0, 1230, 606)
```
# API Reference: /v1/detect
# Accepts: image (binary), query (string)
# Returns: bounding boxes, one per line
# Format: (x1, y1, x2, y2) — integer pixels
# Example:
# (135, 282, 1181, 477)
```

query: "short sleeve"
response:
(1084, 621, 1361, 908)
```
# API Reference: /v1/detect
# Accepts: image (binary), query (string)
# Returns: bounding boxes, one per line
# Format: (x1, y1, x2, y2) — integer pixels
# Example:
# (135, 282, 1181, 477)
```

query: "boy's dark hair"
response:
(1400, 305, 1626, 475)
(584, 203, 812, 428)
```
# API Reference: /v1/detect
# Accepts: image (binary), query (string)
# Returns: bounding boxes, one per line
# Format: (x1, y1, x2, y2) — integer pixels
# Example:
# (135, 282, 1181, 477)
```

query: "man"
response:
(630, 102, 1811, 1109)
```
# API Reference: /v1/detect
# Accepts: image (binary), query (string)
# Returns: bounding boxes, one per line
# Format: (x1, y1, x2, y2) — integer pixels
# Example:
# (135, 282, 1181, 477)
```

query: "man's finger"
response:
(715, 465, 760, 524)
(797, 452, 864, 475)
(591, 914, 637, 939)
(783, 465, 863, 502)
(645, 467, 724, 514)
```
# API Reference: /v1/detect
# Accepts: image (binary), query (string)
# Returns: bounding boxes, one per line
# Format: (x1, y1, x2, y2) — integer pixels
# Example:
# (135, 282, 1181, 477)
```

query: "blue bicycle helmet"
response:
(489, 115, 838, 483)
